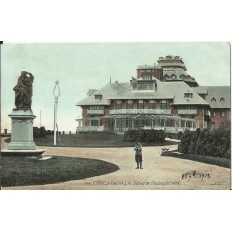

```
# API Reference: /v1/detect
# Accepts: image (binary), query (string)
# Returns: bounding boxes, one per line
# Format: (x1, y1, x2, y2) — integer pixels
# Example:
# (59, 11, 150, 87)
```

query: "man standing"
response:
(134, 142, 143, 169)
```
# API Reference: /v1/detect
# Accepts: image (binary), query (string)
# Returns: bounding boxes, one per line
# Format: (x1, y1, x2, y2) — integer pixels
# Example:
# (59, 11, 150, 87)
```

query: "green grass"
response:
(33, 132, 178, 147)
(0, 156, 119, 187)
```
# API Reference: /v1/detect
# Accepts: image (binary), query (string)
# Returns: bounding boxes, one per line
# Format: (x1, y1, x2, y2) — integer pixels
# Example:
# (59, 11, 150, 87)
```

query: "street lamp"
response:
(53, 80, 60, 146)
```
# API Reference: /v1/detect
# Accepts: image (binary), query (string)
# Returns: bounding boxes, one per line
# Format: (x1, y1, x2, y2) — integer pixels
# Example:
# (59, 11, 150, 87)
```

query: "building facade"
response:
(76, 55, 230, 133)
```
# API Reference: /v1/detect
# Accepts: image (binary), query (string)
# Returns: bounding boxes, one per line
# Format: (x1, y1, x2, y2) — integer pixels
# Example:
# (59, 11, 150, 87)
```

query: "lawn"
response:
(0, 156, 119, 187)
(33, 132, 178, 147)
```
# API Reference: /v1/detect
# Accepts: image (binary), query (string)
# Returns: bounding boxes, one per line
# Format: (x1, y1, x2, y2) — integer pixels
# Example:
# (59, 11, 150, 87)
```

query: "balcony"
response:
(87, 110, 104, 115)
(178, 109, 197, 115)
(109, 109, 171, 115)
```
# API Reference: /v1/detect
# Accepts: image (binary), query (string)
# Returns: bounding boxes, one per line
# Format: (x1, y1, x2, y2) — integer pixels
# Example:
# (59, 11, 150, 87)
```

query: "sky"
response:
(1, 42, 230, 132)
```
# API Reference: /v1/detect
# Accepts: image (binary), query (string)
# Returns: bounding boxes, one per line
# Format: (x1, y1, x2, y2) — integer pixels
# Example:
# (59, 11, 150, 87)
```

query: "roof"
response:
(87, 89, 98, 95)
(193, 86, 230, 108)
(164, 81, 209, 105)
(162, 68, 197, 83)
(192, 86, 208, 94)
(76, 79, 209, 106)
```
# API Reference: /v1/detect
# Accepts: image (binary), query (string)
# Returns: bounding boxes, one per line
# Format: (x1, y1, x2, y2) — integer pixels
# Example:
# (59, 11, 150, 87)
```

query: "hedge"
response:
(123, 129, 165, 143)
(178, 128, 231, 159)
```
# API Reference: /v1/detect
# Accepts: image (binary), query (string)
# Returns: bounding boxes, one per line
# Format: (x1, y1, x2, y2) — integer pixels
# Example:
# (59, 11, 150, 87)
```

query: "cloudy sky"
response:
(1, 42, 230, 132)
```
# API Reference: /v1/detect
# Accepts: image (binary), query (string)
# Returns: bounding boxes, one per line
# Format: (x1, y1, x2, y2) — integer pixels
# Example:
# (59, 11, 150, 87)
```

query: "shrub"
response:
(178, 128, 231, 159)
(39, 127, 46, 138)
(33, 127, 47, 138)
(123, 129, 165, 143)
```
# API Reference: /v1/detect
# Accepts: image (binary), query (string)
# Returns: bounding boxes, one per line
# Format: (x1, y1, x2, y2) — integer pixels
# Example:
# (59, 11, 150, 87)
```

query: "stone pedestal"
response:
(8, 109, 36, 150)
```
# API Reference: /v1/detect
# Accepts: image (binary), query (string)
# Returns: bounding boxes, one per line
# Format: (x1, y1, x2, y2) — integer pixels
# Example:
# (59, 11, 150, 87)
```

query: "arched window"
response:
(171, 74, 176, 80)
(211, 97, 216, 103)
(220, 97, 225, 103)
(180, 74, 185, 79)
(164, 74, 170, 80)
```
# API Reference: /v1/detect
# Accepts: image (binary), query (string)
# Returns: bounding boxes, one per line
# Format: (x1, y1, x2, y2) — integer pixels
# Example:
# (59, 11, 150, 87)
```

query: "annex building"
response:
(76, 55, 230, 133)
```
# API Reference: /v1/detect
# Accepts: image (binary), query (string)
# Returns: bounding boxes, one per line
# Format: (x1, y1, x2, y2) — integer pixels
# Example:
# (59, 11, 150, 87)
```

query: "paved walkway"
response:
(1, 137, 230, 190)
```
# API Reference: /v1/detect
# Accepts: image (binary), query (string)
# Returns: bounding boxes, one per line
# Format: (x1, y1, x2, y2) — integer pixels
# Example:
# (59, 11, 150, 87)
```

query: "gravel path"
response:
(1, 138, 230, 190)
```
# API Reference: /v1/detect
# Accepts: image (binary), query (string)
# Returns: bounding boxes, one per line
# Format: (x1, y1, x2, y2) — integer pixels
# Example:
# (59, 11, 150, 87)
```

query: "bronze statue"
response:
(13, 71, 34, 109)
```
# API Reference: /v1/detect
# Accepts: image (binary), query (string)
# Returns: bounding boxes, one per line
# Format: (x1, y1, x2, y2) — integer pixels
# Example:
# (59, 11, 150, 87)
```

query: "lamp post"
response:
(53, 81, 60, 146)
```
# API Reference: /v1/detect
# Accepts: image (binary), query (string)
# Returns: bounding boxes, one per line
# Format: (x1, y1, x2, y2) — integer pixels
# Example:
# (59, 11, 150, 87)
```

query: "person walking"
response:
(134, 141, 143, 169)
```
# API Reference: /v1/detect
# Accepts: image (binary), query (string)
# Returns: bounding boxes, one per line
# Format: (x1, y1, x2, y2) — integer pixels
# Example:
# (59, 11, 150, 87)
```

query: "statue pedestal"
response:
(8, 109, 36, 150)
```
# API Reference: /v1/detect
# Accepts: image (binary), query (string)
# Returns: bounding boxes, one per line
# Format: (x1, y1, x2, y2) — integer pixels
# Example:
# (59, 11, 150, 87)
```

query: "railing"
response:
(178, 109, 197, 115)
(76, 126, 104, 132)
(109, 109, 171, 115)
(87, 110, 104, 115)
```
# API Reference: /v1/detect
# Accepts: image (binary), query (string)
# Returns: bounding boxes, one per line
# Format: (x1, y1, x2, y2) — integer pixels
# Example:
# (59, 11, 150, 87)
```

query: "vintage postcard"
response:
(0, 42, 231, 190)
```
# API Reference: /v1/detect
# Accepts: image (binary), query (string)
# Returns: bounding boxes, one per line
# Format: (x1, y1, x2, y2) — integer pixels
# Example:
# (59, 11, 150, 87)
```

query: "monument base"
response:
(8, 109, 37, 150)
(8, 141, 36, 150)
(1, 149, 45, 157)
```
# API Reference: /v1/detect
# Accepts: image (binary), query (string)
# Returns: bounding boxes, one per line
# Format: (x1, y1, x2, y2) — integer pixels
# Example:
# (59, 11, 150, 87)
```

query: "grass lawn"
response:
(32, 132, 178, 147)
(0, 156, 119, 187)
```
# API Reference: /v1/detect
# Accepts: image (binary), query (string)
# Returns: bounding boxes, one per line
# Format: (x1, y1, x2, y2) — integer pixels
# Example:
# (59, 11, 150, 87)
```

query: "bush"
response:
(33, 127, 40, 138)
(33, 127, 47, 138)
(40, 127, 46, 138)
(123, 129, 165, 143)
(178, 128, 231, 159)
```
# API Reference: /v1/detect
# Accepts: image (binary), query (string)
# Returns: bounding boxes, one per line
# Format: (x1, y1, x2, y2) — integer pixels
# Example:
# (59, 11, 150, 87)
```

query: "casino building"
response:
(76, 55, 230, 133)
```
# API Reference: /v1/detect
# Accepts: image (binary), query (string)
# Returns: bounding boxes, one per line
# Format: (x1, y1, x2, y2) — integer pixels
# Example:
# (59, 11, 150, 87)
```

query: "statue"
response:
(13, 71, 34, 109)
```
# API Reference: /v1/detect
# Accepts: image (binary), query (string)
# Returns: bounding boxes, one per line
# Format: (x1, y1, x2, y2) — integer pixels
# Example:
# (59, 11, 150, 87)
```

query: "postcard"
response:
(0, 42, 231, 190)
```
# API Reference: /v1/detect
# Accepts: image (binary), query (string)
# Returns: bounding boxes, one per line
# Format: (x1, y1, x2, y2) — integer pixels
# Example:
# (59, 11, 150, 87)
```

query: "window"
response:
(180, 74, 185, 79)
(220, 97, 225, 103)
(138, 81, 153, 90)
(126, 100, 133, 109)
(137, 100, 144, 109)
(219, 122, 224, 129)
(160, 100, 168, 109)
(141, 75, 151, 80)
(212, 111, 216, 117)
(171, 75, 176, 80)
(114, 100, 122, 109)
(220, 111, 225, 117)
(95, 95, 102, 100)
(89, 106, 104, 110)
(186, 121, 192, 128)
(148, 100, 156, 109)
(164, 74, 169, 80)
(184, 92, 193, 98)
(91, 120, 99, 126)
(211, 122, 215, 129)
(211, 97, 216, 103)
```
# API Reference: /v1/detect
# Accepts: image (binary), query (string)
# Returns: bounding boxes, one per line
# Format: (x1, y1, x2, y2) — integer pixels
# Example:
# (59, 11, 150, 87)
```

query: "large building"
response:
(76, 55, 230, 133)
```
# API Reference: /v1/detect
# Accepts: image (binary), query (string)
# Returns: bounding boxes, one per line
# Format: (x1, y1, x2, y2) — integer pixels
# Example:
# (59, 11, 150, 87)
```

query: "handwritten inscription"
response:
(182, 170, 210, 181)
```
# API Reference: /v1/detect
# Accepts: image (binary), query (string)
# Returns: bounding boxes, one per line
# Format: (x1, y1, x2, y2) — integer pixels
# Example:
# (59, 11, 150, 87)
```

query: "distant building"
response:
(76, 55, 230, 133)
